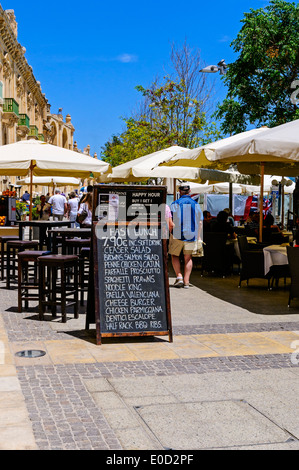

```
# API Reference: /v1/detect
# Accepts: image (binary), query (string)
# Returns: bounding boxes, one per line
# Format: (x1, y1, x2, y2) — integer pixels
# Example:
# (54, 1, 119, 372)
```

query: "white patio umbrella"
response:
(99, 146, 191, 182)
(207, 120, 299, 173)
(100, 145, 260, 184)
(201, 120, 299, 240)
(0, 140, 110, 219)
(18, 176, 81, 187)
(186, 176, 294, 196)
(240, 175, 295, 195)
(156, 127, 269, 170)
(99, 145, 241, 201)
(186, 181, 243, 194)
(159, 122, 299, 241)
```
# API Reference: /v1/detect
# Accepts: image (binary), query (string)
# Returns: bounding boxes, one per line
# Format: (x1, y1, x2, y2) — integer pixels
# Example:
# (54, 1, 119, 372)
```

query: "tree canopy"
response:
(215, 0, 299, 134)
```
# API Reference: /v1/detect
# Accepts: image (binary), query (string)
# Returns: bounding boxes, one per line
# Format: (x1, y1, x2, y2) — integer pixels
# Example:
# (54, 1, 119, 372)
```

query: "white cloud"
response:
(219, 35, 231, 43)
(116, 53, 138, 63)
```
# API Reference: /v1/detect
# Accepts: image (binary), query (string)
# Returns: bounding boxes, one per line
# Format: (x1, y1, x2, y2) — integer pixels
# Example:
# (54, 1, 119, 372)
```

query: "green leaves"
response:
(102, 76, 221, 167)
(216, 0, 299, 133)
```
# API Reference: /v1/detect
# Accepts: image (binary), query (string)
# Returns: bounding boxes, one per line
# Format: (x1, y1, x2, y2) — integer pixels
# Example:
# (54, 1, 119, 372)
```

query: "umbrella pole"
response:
(229, 183, 233, 213)
(29, 162, 36, 221)
(173, 178, 177, 202)
(281, 183, 285, 229)
(259, 163, 265, 243)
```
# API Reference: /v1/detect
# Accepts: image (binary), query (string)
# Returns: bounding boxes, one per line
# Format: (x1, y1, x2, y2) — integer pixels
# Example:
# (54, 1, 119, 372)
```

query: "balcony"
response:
(16, 113, 30, 139)
(28, 125, 39, 139)
(18, 114, 30, 129)
(3, 98, 19, 116)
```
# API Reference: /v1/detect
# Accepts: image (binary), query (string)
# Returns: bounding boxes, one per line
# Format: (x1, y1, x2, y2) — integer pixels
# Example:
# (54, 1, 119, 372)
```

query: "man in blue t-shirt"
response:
(169, 184, 203, 289)
(21, 191, 30, 202)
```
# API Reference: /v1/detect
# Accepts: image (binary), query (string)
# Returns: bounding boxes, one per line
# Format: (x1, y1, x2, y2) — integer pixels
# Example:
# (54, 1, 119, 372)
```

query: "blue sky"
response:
(2, 0, 293, 157)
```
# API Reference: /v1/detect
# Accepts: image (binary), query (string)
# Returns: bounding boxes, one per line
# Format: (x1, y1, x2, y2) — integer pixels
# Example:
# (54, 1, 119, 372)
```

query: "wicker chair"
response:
(238, 235, 271, 289)
(287, 246, 299, 307)
(202, 232, 233, 277)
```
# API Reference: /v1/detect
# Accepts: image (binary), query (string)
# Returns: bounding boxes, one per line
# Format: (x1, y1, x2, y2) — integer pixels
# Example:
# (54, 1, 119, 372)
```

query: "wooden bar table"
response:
(17, 220, 71, 251)
(48, 227, 91, 254)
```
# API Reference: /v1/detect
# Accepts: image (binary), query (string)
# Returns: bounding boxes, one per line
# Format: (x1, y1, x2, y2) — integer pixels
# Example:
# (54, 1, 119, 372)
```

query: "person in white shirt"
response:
(77, 192, 92, 226)
(67, 192, 80, 227)
(48, 189, 67, 221)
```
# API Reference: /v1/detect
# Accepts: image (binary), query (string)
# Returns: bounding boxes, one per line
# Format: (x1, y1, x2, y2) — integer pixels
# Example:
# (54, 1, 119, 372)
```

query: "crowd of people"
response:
(167, 187, 291, 289)
(203, 209, 237, 240)
(203, 208, 284, 240)
(20, 184, 291, 289)
(21, 185, 94, 228)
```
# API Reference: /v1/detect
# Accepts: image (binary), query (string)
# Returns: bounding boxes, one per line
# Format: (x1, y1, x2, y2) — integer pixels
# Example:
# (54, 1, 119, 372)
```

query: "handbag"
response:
(76, 209, 88, 225)
(192, 240, 205, 258)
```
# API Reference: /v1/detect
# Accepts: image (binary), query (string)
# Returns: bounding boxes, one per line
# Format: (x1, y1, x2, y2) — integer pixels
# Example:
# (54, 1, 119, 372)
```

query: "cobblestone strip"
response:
(4, 312, 299, 342)
(17, 365, 122, 450)
(173, 322, 299, 336)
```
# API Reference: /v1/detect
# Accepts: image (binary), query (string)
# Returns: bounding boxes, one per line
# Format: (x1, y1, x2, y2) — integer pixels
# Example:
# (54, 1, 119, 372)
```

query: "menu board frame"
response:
(89, 184, 173, 345)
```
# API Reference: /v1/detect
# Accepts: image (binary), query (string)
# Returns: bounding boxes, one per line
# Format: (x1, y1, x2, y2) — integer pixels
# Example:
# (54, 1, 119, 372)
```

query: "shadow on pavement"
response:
(189, 265, 299, 316)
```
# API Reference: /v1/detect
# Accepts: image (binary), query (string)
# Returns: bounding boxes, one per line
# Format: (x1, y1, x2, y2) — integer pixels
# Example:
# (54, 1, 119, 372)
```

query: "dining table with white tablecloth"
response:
(263, 245, 288, 276)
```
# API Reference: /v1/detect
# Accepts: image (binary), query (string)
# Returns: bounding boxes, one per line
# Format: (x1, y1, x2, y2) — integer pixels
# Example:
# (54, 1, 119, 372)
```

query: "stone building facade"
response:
(0, 7, 86, 194)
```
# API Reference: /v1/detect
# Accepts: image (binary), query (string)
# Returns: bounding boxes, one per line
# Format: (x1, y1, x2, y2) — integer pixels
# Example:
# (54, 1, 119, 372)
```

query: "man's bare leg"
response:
(184, 254, 193, 286)
(171, 255, 184, 287)
(171, 255, 182, 279)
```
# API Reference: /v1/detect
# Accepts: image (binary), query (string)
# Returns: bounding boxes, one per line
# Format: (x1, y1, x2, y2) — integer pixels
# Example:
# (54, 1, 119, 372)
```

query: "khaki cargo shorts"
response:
(168, 235, 197, 257)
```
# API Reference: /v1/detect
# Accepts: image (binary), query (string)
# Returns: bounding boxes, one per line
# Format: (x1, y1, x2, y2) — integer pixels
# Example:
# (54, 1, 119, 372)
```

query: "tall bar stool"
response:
(38, 255, 79, 323)
(0, 235, 19, 281)
(18, 250, 51, 313)
(79, 247, 90, 306)
(64, 238, 91, 256)
(48, 230, 63, 254)
(6, 240, 39, 289)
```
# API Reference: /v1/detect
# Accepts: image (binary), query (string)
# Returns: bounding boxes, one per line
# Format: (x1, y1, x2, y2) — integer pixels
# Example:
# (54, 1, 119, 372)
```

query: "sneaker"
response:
(173, 278, 184, 288)
(183, 283, 190, 289)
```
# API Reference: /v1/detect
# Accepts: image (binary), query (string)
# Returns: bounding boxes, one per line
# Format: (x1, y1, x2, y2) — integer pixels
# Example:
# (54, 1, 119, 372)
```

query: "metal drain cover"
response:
(15, 350, 46, 358)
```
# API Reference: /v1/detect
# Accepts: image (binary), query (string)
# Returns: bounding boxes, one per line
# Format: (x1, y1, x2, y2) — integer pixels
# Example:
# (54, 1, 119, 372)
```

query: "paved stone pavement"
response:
(1, 270, 299, 451)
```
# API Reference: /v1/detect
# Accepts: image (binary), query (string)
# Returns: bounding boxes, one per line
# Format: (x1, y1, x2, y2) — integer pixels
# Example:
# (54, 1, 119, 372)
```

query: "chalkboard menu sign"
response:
(87, 185, 172, 345)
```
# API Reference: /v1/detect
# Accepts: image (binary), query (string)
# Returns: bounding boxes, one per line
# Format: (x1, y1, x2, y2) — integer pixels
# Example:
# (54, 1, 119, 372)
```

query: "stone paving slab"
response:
(0, 316, 37, 450)
(136, 400, 290, 449)
(6, 330, 299, 367)
(1, 274, 299, 450)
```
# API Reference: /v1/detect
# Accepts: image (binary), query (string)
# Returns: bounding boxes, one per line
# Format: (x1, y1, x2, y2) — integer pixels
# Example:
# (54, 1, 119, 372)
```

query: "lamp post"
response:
(199, 60, 228, 75)
(200, 60, 231, 209)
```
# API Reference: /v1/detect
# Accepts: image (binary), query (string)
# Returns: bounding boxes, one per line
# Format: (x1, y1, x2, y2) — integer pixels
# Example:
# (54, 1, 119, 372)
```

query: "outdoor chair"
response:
(0, 235, 19, 281)
(263, 228, 287, 245)
(268, 264, 290, 290)
(79, 246, 90, 306)
(287, 246, 299, 307)
(65, 238, 91, 256)
(38, 254, 79, 323)
(18, 250, 51, 313)
(202, 232, 233, 277)
(6, 240, 39, 289)
(237, 235, 271, 289)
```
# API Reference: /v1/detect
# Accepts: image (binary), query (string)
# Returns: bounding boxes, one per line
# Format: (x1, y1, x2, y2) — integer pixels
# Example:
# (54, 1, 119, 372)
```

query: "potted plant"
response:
(16, 201, 29, 221)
